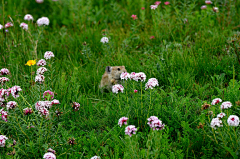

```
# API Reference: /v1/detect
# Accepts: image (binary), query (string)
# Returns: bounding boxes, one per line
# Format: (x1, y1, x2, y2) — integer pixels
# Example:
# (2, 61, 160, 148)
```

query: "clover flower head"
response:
(20, 22, 28, 30)
(227, 115, 239, 126)
(125, 125, 137, 137)
(211, 98, 222, 105)
(0, 77, 10, 85)
(24, 14, 34, 21)
(39, 107, 49, 117)
(44, 51, 54, 60)
(37, 67, 47, 75)
(164, 1, 170, 5)
(72, 102, 80, 111)
(120, 72, 130, 80)
(43, 90, 54, 100)
(91, 156, 101, 159)
(210, 118, 223, 129)
(118, 117, 128, 127)
(205, 1, 212, 4)
(112, 84, 124, 94)
(5, 22, 13, 28)
(52, 99, 60, 105)
(35, 101, 52, 111)
(0, 135, 8, 147)
(35, 74, 45, 84)
(145, 78, 159, 90)
(135, 72, 146, 82)
(37, 17, 50, 26)
(131, 15, 138, 20)
(155, 1, 161, 5)
(0, 24, 3, 30)
(151, 119, 165, 131)
(47, 148, 56, 154)
(221, 101, 232, 109)
(0, 88, 10, 101)
(37, 59, 47, 66)
(23, 107, 33, 115)
(11, 86, 22, 98)
(201, 5, 207, 9)
(147, 116, 159, 128)
(150, 5, 158, 10)
(130, 72, 137, 80)
(6, 101, 17, 110)
(43, 152, 56, 159)
(213, 7, 219, 12)
(0, 68, 10, 75)
(100, 37, 109, 43)
(217, 112, 226, 119)
(0, 108, 8, 122)
(134, 89, 138, 93)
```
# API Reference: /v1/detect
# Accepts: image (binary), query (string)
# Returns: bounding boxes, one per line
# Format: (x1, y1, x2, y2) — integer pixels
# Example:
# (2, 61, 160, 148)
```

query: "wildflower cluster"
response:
(209, 98, 239, 128)
(43, 148, 56, 159)
(35, 51, 54, 84)
(147, 116, 165, 131)
(0, 68, 22, 122)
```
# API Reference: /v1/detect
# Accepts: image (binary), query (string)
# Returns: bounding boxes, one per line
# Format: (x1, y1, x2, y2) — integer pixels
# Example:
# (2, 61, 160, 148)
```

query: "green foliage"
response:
(1, 0, 240, 158)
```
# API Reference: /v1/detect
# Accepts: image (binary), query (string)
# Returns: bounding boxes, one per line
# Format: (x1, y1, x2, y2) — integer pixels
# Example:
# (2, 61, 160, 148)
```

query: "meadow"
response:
(0, 0, 240, 158)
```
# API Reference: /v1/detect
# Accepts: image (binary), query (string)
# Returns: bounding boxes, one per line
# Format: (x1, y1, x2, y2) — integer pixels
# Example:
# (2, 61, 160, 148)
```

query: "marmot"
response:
(100, 66, 127, 91)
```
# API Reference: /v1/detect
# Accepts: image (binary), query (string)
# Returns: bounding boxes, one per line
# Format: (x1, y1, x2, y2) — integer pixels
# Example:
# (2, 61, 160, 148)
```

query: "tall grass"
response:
(0, 0, 240, 158)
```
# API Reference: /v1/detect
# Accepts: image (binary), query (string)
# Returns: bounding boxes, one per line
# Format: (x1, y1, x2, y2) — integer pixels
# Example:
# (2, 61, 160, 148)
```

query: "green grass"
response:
(0, 0, 240, 158)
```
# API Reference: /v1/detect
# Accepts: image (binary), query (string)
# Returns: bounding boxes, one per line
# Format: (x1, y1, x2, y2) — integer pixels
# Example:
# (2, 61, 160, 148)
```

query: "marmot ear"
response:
(106, 66, 112, 74)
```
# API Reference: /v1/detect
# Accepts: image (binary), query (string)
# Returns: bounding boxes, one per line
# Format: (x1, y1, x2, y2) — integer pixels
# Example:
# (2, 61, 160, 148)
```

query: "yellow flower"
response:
(25, 60, 36, 66)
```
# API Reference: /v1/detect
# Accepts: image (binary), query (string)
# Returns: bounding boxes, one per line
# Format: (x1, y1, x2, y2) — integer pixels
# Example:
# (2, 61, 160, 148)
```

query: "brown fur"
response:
(100, 66, 127, 91)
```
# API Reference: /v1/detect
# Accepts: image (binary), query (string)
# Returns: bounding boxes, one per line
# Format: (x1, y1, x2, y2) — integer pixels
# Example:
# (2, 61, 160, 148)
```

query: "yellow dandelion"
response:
(25, 60, 36, 66)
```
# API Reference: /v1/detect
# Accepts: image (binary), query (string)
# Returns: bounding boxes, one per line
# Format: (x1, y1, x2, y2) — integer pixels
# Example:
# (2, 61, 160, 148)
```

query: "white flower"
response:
(0, 77, 10, 84)
(213, 7, 219, 12)
(227, 115, 239, 126)
(147, 116, 159, 128)
(35, 74, 45, 84)
(120, 72, 130, 80)
(43, 152, 56, 159)
(118, 117, 128, 127)
(211, 98, 222, 105)
(37, 59, 47, 66)
(217, 112, 226, 119)
(35, 101, 52, 111)
(36, 0, 44, 4)
(24, 14, 34, 21)
(100, 37, 109, 43)
(39, 107, 49, 117)
(91, 156, 100, 159)
(5, 22, 13, 28)
(221, 101, 232, 109)
(135, 72, 146, 82)
(0, 135, 8, 147)
(44, 51, 54, 60)
(210, 118, 223, 129)
(0, 68, 10, 75)
(52, 99, 60, 105)
(145, 78, 159, 90)
(112, 84, 124, 94)
(150, 5, 158, 10)
(151, 119, 165, 131)
(0, 108, 8, 122)
(6, 101, 17, 110)
(20, 22, 28, 30)
(37, 17, 50, 26)
(37, 67, 47, 75)
(125, 125, 137, 137)
(11, 86, 22, 98)
(0, 24, 3, 29)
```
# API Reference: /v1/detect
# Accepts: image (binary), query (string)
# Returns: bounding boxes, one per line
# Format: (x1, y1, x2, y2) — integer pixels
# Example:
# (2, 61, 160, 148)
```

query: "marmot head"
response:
(105, 66, 127, 80)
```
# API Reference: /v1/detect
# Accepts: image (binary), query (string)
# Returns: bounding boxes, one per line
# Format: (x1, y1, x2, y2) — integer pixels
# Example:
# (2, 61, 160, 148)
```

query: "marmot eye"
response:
(117, 68, 121, 71)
